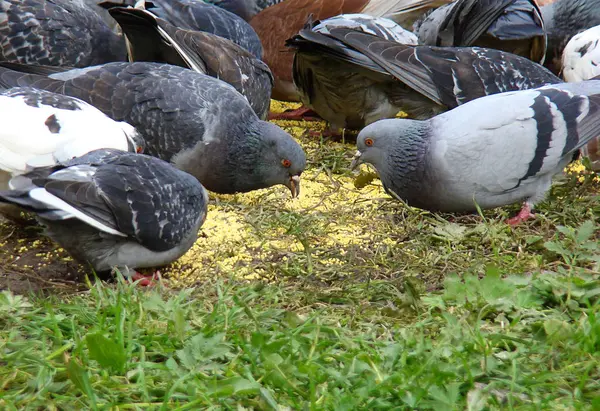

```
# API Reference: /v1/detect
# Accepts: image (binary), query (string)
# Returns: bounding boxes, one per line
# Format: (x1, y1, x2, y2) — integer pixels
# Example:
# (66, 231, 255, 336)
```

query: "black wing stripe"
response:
(517, 93, 554, 185)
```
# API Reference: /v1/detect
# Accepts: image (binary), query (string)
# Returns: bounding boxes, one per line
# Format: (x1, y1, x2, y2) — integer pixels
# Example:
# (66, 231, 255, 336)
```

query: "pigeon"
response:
(350, 81, 600, 224)
(108, 6, 273, 120)
(541, 0, 600, 75)
(0, 149, 209, 286)
(249, 0, 433, 103)
(562, 26, 600, 83)
(100, 0, 264, 59)
(374, 0, 453, 28)
(205, 0, 286, 21)
(0, 0, 126, 67)
(414, 0, 546, 64)
(287, 24, 561, 133)
(0, 87, 143, 190)
(81, 0, 121, 31)
(560, 26, 600, 170)
(0, 62, 306, 197)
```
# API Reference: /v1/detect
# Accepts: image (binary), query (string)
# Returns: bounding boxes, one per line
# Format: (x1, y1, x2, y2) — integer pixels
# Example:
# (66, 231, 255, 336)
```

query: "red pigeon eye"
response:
(365, 138, 374, 147)
(136, 146, 143, 153)
(282, 159, 291, 168)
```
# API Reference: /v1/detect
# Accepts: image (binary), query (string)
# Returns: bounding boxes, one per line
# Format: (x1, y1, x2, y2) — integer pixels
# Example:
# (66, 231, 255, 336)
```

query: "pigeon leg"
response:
(268, 106, 322, 122)
(507, 203, 535, 225)
(130, 271, 162, 287)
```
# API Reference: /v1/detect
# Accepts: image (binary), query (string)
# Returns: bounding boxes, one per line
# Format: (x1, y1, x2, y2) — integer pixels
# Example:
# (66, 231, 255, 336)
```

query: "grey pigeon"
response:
(351, 81, 600, 224)
(206, 0, 286, 21)
(287, 22, 561, 132)
(0, 62, 306, 197)
(108, 7, 273, 119)
(100, 0, 264, 59)
(414, 0, 546, 64)
(540, 0, 600, 75)
(0, 149, 209, 285)
(0, 0, 126, 67)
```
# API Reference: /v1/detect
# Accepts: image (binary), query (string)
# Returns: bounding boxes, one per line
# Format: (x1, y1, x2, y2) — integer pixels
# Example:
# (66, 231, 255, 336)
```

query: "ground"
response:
(0, 101, 598, 294)
(1, 101, 600, 409)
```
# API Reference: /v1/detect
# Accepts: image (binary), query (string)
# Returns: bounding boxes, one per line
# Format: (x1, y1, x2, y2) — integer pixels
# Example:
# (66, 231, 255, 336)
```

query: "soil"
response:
(0, 217, 89, 295)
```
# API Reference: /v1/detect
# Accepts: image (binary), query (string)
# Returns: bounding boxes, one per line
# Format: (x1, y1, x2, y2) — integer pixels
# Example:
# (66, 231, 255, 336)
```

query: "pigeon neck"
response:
(381, 122, 430, 205)
(174, 120, 265, 194)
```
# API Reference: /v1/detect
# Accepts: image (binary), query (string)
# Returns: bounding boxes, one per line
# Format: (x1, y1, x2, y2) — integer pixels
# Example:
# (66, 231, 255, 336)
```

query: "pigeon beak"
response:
(350, 150, 363, 171)
(286, 175, 301, 198)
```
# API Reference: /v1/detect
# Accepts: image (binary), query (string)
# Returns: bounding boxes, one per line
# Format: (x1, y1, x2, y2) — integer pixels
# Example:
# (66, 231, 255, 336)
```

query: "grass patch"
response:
(1, 232, 600, 409)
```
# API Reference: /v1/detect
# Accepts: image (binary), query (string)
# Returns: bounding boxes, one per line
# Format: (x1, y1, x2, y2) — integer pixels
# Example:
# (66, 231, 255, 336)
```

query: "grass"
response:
(1, 101, 600, 409)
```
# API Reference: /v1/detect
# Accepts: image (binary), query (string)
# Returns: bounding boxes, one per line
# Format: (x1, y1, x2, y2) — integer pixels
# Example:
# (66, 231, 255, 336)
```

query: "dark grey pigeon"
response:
(81, 0, 121, 31)
(540, 0, 600, 75)
(287, 21, 561, 132)
(0, 62, 305, 197)
(414, 0, 546, 64)
(206, 0, 286, 21)
(351, 81, 600, 224)
(0, 0, 126, 67)
(0, 149, 209, 286)
(108, 7, 273, 119)
(100, 0, 263, 59)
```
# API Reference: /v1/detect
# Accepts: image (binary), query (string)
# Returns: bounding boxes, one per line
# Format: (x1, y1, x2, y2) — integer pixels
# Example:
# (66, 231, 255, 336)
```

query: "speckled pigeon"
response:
(0, 86, 142, 190)
(414, 0, 546, 64)
(0, 0, 126, 67)
(108, 6, 273, 119)
(351, 81, 600, 224)
(0, 62, 306, 197)
(0, 149, 209, 286)
(287, 21, 561, 132)
(541, 0, 600, 75)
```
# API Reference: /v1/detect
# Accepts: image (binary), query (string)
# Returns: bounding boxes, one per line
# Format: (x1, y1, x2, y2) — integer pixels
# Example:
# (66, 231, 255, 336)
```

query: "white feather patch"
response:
(28, 187, 127, 237)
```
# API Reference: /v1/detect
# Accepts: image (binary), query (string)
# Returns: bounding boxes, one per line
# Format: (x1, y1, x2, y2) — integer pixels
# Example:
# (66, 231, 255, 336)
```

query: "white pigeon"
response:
(562, 25, 600, 82)
(0, 87, 143, 190)
(351, 81, 600, 224)
(561, 26, 600, 170)
(0, 149, 209, 286)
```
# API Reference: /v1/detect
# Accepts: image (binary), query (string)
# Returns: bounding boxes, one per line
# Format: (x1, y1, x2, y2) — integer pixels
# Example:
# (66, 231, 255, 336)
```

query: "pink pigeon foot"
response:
(507, 203, 536, 226)
(130, 271, 162, 287)
(268, 107, 322, 122)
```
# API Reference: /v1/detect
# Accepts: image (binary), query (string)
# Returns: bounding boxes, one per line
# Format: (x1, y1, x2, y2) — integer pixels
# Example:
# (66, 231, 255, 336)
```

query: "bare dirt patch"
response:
(0, 218, 88, 295)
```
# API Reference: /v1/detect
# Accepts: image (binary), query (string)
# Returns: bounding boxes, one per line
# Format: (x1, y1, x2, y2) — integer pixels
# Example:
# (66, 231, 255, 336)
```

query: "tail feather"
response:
(0, 63, 66, 93)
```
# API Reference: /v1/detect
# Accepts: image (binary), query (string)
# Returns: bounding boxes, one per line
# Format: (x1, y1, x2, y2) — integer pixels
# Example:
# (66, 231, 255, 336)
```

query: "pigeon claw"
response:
(130, 271, 162, 287)
(268, 107, 321, 122)
(286, 175, 301, 198)
(507, 203, 535, 226)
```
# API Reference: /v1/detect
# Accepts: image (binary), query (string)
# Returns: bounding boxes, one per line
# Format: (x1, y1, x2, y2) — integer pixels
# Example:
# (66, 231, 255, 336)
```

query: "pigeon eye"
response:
(365, 138, 374, 147)
(282, 159, 292, 168)
(136, 146, 143, 153)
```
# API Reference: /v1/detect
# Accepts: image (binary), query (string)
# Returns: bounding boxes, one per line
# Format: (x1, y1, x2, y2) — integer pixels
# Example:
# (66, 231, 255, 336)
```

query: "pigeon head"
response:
(351, 119, 429, 191)
(181, 120, 306, 197)
(247, 121, 306, 197)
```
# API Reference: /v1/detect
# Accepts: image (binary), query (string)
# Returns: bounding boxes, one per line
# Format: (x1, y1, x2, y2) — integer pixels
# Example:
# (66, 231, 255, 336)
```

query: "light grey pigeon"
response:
(0, 149, 209, 286)
(541, 0, 600, 75)
(351, 81, 600, 224)
(0, 62, 306, 197)
(287, 21, 560, 133)
(100, 0, 264, 59)
(0, 0, 126, 67)
(108, 6, 273, 120)
(414, 0, 546, 64)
